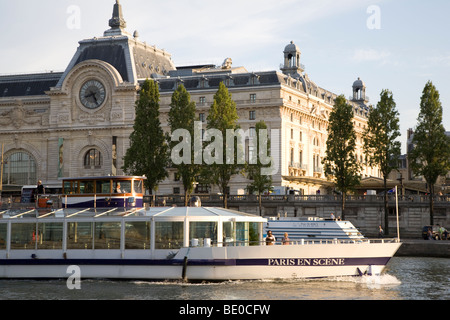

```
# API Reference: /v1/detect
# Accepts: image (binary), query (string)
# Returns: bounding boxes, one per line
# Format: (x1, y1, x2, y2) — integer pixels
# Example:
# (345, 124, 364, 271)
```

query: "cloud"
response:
(0, 0, 390, 73)
(130, 0, 380, 69)
(426, 53, 450, 67)
(352, 48, 391, 64)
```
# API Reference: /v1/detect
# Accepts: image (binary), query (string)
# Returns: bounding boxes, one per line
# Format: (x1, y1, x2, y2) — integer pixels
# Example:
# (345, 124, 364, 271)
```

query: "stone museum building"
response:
(0, 1, 379, 196)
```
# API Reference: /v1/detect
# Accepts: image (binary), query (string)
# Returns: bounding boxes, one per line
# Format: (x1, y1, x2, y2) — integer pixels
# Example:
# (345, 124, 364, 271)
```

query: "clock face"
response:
(80, 80, 106, 109)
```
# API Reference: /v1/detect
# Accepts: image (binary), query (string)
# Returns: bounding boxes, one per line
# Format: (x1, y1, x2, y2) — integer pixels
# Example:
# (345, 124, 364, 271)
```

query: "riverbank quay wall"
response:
(395, 240, 450, 258)
(155, 194, 450, 239)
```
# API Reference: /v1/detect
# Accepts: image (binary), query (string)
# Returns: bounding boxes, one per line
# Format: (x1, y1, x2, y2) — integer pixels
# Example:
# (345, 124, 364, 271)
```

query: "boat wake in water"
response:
(132, 272, 402, 288)
(330, 274, 401, 288)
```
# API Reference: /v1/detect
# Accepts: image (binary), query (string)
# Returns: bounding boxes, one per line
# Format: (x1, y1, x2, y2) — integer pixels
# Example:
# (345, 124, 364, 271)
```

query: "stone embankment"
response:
(396, 239, 450, 258)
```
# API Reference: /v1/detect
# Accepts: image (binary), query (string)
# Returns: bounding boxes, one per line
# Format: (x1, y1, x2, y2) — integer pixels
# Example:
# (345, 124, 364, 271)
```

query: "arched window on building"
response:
(84, 149, 103, 169)
(2, 151, 37, 186)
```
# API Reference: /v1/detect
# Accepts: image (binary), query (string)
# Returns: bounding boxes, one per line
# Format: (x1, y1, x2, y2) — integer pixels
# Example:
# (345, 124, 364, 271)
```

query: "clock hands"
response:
(84, 91, 99, 104)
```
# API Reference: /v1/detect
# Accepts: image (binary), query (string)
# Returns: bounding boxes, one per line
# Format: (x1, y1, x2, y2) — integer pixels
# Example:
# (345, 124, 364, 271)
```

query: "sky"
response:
(0, 0, 449, 153)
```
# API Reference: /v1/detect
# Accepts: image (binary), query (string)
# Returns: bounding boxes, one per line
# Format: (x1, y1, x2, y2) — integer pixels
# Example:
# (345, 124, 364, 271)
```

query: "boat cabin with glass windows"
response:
(61, 176, 146, 208)
(0, 206, 265, 260)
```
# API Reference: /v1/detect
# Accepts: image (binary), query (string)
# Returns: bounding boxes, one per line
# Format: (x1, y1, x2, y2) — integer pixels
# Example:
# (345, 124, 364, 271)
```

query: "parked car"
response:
(422, 226, 440, 240)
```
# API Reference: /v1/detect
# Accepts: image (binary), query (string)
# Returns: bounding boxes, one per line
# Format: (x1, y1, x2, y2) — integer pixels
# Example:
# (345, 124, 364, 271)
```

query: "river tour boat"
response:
(60, 176, 146, 209)
(264, 217, 365, 241)
(0, 197, 401, 281)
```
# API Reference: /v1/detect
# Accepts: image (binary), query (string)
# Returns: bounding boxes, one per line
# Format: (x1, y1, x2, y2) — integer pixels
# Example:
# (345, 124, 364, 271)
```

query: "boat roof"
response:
(148, 206, 265, 220)
(0, 207, 267, 222)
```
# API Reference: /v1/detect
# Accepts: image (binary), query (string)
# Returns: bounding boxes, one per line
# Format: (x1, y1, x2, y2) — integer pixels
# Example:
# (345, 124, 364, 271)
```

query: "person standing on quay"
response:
(378, 225, 384, 238)
(36, 180, 45, 195)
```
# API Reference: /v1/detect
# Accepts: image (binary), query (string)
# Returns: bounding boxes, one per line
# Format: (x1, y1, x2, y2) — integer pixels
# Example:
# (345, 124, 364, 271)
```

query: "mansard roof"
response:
(156, 70, 288, 92)
(56, 1, 176, 87)
(0, 72, 62, 98)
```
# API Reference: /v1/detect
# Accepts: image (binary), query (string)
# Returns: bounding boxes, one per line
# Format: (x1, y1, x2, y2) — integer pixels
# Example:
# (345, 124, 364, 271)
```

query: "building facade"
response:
(393, 129, 450, 195)
(0, 1, 379, 197)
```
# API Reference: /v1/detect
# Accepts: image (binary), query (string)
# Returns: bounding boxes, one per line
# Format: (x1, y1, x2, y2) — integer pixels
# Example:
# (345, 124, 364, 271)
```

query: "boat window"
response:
(114, 181, 131, 194)
(155, 221, 183, 249)
(94, 222, 121, 249)
(134, 179, 143, 194)
(67, 222, 93, 249)
(236, 222, 247, 246)
(95, 180, 111, 194)
(125, 221, 150, 249)
(63, 181, 71, 194)
(189, 222, 217, 247)
(249, 222, 262, 246)
(64, 181, 79, 194)
(37, 223, 63, 250)
(223, 221, 235, 245)
(11, 223, 36, 250)
(232, 222, 261, 246)
(80, 181, 94, 194)
(0, 224, 7, 250)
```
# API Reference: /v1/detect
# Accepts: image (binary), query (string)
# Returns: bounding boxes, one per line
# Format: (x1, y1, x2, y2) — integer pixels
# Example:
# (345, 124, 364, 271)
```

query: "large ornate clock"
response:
(79, 80, 106, 109)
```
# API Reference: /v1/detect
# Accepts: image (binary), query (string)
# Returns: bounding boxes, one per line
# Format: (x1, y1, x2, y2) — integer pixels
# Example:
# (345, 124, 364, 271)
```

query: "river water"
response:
(0, 257, 447, 302)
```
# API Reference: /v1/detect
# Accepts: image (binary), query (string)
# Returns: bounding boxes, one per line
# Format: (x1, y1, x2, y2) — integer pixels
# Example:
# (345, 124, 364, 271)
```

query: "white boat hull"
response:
(0, 241, 401, 281)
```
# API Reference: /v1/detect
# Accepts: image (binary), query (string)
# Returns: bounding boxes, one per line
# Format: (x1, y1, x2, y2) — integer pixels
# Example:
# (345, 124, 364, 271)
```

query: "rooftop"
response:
(0, 72, 62, 98)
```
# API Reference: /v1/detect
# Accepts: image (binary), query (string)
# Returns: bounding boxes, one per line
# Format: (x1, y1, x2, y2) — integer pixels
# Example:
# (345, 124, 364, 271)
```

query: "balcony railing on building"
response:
(288, 162, 307, 177)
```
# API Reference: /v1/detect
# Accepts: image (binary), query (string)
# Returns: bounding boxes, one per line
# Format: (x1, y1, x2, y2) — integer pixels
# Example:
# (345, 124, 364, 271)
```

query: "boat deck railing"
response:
(208, 238, 400, 248)
(277, 238, 400, 245)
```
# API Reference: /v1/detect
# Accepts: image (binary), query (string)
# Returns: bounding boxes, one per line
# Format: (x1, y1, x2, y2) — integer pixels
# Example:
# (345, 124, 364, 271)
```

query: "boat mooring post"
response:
(395, 186, 400, 242)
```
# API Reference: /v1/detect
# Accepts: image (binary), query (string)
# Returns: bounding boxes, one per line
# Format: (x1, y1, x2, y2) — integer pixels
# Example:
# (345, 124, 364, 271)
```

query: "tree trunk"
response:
(384, 176, 389, 236)
(184, 189, 189, 207)
(341, 193, 346, 220)
(429, 183, 434, 225)
(149, 188, 155, 207)
(258, 192, 262, 216)
(223, 191, 228, 209)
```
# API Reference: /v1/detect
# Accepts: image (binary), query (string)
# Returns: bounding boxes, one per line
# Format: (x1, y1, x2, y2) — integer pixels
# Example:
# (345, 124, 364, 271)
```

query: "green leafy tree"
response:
(168, 84, 199, 206)
(323, 95, 361, 219)
(122, 79, 169, 203)
(203, 82, 240, 208)
(409, 81, 450, 225)
(246, 120, 273, 216)
(363, 89, 401, 236)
